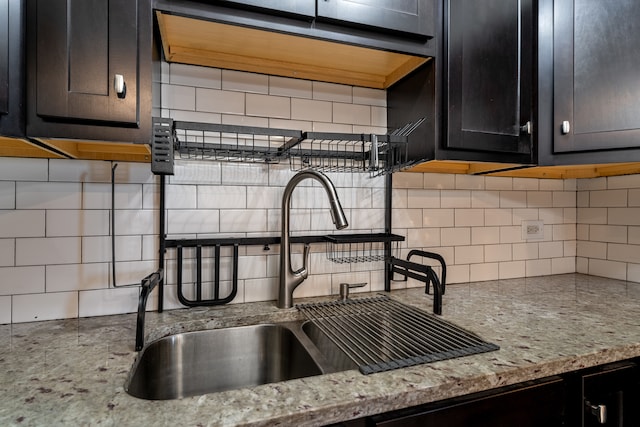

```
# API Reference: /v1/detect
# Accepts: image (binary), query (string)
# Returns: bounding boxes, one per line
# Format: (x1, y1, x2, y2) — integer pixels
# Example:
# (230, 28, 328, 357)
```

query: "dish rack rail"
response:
(151, 117, 425, 176)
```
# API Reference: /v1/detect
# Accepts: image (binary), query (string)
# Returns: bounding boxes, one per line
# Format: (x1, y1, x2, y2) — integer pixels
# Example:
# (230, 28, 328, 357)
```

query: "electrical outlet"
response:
(522, 220, 544, 241)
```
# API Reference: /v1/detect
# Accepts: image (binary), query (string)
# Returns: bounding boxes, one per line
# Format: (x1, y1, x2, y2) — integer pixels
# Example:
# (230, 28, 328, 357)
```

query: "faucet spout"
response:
(277, 170, 348, 309)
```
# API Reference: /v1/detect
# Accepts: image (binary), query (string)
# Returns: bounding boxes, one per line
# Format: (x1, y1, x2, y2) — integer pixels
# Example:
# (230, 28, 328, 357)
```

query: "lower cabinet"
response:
(333, 359, 640, 427)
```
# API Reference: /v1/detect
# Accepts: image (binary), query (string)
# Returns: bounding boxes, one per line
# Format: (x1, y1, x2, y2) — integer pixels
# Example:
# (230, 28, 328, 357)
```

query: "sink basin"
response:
(125, 323, 323, 400)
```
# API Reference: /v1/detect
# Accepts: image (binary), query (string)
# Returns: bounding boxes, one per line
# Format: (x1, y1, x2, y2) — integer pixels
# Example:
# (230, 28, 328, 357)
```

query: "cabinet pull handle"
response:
(520, 121, 532, 135)
(585, 401, 607, 424)
(114, 74, 126, 99)
(561, 120, 571, 135)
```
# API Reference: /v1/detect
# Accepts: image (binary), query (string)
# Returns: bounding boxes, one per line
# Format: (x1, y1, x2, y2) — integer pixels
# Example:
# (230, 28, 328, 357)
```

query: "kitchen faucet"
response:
(277, 170, 348, 309)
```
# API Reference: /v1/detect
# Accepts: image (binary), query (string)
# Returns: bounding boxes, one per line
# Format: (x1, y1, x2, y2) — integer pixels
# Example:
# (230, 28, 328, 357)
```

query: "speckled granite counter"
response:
(2, 273, 640, 426)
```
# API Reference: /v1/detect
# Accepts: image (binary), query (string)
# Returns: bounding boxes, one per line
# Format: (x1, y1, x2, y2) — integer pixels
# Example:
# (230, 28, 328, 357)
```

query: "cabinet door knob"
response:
(114, 74, 126, 98)
(561, 120, 571, 135)
(520, 121, 532, 135)
(585, 401, 607, 424)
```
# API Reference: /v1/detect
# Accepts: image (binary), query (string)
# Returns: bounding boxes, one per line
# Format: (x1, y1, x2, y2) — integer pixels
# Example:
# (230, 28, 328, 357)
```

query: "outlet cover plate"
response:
(522, 220, 544, 241)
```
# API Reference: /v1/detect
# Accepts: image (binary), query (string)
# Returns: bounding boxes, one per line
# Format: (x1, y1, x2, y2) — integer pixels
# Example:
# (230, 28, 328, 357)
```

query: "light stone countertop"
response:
(2, 273, 640, 426)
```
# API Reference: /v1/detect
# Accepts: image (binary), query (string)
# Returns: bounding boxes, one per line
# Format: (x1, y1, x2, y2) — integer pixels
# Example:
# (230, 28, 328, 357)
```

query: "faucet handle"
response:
(339, 282, 367, 301)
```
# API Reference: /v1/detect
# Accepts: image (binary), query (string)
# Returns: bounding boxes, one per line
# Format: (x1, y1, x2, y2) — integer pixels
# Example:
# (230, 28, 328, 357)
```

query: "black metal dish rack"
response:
(133, 117, 445, 351)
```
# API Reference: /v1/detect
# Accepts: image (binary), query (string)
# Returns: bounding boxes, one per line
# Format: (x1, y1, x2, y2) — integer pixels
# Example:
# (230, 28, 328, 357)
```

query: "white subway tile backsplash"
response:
(394, 172, 424, 189)
(244, 277, 278, 303)
(0, 239, 13, 266)
(247, 93, 290, 118)
(170, 63, 221, 88)
(513, 178, 538, 191)
(13, 292, 78, 322)
(350, 208, 385, 230)
(608, 243, 640, 264)
(629, 227, 640, 244)
(470, 263, 499, 281)
(564, 240, 577, 257)
(46, 263, 109, 292)
(588, 259, 627, 281)
(552, 257, 576, 274)
(0, 182, 15, 209)
(78, 286, 139, 317)
(16, 237, 80, 266)
(312, 81, 352, 103)
(447, 264, 470, 284)
(608, 208, 640, 226)
(590, 189, 627, 207)
(269, 76, 312, 98)
(441, 190, 471, 208)
(82, 236, 142, 263)
(513, 242, 539, 260)
(407, 228, 441, 247)
(407, 189, 440, 208)
(484, 244, 512, 263)
(551, 224, 577, 241)
(221, 163, 269, 186)
(455, 209, 484, 227)
(114, 210, 156, 236)
(392, 208, 422, 229)
(576, 257, 589, 274)
(588, 225, 627, 243)
(0, 266, 44, 295)
(0, 158, 48, 181)
(539, 208, 564, 225)
(499, 191, 527, 208)
(471, 227, 500, 245)
(499, 226, 522, 244)
(526, 259, 551, 277)
(291, 98, 332, 122)
(424, 173, 456, 190)
(577, 177, 607, 191)
(353, 86, 386, 107)
(627, 263, 640, 283)
(454, 246, 484, 264)
(552, 191, 576, 208)
(46, 210, 109, 237)
(471, 191, 500, 209)
(198, 185, 246, 209)
(0, 296, 10, 323)
(607, 174, 640, 189)
(220, 210, 268, 233)
(0, 210, 45, 238)
(333, 103, 371, 126)
(455, 174, 484, 190)
(527, 191, 552, 208)
(576, 241, 607, 260)
(485, 176, 513, 190)
(196, 88, 244, 114)
(222, 70, 269, 93)
(161, 84, 196, 110)
(539, 179, 565, 191)
(512, 208, 539, 223)
(168, 210, 220, 235)
(16, 182, 82, 209)
(577, 207, 607, 224)
(441, 228, 470, 246)
(485, 209, 513, 226)
(538, 241, 564, 259)
(172, 161, 222, 185)
(371, 106, 387, 128)
(499, 260, 525, 279)
(628, 189, 640, 207)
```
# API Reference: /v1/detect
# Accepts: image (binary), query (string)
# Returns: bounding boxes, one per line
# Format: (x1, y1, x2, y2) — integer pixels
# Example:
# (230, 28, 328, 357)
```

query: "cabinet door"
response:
(33, 0, 139, 125)
(317, 0, 435, 38)
(581, 362, 639, 427)
(369, 377, 565, 427)
(554, 0, 640, 153)
(214, 1, 315, 18)
(0, 0, 24, 137)
(445, 0, 533, 159)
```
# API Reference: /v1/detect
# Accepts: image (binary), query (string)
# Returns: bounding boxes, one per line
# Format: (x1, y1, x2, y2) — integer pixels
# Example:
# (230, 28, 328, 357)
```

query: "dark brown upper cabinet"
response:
(552, 0, 640, 155)
(212, 0, 315, 18)
(316, 0, 436, 38)
(444, 0, 534, 164)
(26, 0, 153, 144)
(0, 0, 25, 137)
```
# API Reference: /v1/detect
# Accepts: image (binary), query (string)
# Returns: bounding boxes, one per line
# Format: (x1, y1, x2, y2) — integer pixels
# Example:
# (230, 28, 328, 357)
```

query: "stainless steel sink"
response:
(125, 322, 326, 400)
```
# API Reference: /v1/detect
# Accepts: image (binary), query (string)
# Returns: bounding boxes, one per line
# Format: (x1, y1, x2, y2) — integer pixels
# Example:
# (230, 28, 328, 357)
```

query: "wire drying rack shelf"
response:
(325, 233, 403, 263)
(151, 117, 425, 176)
